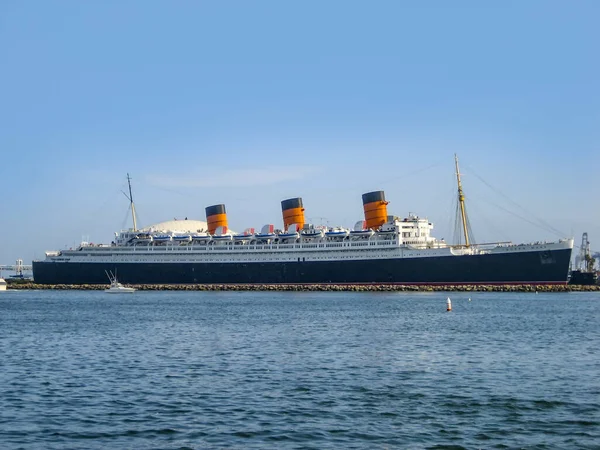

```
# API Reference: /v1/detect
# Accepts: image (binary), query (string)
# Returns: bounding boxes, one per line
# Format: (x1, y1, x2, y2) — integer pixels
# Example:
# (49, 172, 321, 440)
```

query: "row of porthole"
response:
(83, 250, 398, 261)
(83, 248, 401, 259)
(85, 254, 397, 263)
(81, 248, 401, 259)
(80, 253, 401, 263)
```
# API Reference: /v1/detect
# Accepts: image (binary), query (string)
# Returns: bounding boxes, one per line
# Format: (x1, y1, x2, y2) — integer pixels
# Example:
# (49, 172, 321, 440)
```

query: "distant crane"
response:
(574, 233, 596, 272)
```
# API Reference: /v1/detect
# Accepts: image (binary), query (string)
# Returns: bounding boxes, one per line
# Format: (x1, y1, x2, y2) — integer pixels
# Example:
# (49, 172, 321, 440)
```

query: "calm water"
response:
(0, 290, 599, 449)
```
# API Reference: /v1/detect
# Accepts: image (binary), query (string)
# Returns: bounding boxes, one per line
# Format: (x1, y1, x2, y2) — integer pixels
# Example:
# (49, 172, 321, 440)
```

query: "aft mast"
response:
(454, 154, 470, 248)
(126, 173, 138, 232)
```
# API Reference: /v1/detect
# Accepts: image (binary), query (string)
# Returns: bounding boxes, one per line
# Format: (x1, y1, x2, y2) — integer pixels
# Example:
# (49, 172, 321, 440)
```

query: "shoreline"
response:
(5, 282, 600, 292)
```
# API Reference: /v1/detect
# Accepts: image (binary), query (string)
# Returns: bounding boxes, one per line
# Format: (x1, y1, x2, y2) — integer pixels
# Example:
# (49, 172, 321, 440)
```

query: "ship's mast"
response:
(454, 154, 470, 247)
(127, 173, 138, 232)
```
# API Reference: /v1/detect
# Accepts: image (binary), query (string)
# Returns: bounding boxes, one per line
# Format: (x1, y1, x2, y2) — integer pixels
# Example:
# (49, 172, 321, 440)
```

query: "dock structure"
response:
(0, 259, 32, 278)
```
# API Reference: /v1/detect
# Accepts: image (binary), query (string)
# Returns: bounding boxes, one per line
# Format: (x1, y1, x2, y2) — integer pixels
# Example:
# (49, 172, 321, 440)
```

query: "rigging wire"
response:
(465, 196, 512, 242)
(444, 182, 457, 244)
(463, 166, 566, 237)
(121, 206, 132, 232)
(376, 163, 442, 188)
(471, 193, 563, 237)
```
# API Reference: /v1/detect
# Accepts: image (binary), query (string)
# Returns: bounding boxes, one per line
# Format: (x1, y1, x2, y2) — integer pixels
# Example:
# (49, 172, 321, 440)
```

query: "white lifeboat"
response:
(279, 223, 300, 240)
(234, 228, 255, 241)
(349, 221, 374, 238)
(212, 226, 233, 241)
(172, 235, 192, 243)
(191, 233, 211, 242)
(301, 226, 324, 239)
(325, 227, 349, 238)
(255, 224, 276, 240)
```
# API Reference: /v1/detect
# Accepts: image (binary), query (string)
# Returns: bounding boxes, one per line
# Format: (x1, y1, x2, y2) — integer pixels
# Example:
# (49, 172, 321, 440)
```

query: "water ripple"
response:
(0, 290, 599, 449)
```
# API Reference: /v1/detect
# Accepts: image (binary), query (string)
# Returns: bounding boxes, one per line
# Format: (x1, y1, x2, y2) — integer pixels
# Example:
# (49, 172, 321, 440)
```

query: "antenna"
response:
(454, 154, 470, 247)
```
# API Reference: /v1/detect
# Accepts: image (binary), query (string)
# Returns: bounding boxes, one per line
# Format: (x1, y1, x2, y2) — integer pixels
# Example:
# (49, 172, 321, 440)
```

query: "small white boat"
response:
(105, 270, 136, 293)
(0, 278, 6, 291)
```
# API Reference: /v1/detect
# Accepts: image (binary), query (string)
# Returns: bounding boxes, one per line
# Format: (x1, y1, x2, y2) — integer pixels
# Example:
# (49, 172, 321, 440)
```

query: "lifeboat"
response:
(301, 228, 324, 239)
(255, 224, 276, 240)
(212, 234, 233, 241)
(212, 226, 233, 241)
(234, 234, 253, 241)
(212, 235, 233, 241)
(255, 233, 276, 240)
(173, 235, 192, 243)
(375, 228, 396, 236)
(349, 220, 374, 238)
(191, 234, 211, 242)
(234, 228, 255, 241)
(278, 231, 300, 240)
(325, 228, 349, 238)
(349, 229, 374, 238)
(278, 223, 300, 240)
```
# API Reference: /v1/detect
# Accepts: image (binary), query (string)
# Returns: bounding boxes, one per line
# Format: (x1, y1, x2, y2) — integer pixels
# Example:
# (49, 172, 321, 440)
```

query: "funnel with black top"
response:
(205, 204, 228, 235)
(362, 191, 389, 230)
(281, 197, 305, 232)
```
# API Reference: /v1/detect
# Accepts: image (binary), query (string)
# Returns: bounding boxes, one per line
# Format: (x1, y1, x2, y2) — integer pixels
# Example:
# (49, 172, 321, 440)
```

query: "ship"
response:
(32, 156, 574, 285)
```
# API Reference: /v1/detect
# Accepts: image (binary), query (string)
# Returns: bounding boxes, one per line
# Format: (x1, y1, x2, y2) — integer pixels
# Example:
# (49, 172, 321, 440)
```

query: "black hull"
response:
(568, 270, 598, 286)
(32, 248, 572, 285)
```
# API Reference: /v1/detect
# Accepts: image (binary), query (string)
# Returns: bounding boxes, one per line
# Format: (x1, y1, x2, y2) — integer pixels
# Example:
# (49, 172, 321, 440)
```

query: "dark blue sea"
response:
(1, 290, 598, 449)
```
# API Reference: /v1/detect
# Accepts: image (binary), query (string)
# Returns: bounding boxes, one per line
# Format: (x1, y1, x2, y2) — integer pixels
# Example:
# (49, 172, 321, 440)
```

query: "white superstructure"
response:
(42, 214, 573, 265)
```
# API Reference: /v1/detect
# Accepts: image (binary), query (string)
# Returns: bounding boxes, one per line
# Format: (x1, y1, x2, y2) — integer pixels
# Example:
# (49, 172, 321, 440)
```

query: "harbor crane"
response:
(574, 233, 596, 272)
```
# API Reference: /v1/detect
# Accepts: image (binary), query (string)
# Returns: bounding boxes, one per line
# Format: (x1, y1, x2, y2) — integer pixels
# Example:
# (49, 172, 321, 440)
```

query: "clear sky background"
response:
(1, 1, 598, 267)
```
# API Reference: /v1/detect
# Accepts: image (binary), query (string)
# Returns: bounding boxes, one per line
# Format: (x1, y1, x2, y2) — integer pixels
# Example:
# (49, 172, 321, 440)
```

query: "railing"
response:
(72, 239, 401, 253)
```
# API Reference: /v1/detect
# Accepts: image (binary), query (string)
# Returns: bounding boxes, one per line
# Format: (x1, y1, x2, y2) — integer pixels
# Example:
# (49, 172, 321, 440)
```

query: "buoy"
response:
(446, 297, 452, 311)
(468, 297, 471, 302)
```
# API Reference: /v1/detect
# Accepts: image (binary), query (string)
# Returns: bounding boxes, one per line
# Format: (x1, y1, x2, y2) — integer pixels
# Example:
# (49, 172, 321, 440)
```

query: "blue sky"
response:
(1, 1, 598, 266)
